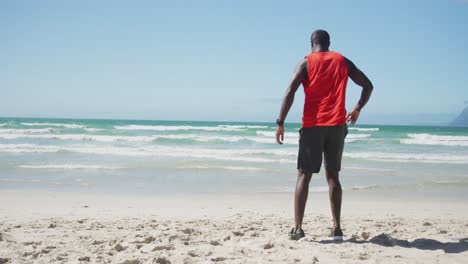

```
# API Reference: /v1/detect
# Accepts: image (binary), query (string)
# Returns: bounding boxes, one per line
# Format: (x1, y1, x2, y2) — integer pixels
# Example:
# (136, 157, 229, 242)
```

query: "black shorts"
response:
(297, 125, 348, 174)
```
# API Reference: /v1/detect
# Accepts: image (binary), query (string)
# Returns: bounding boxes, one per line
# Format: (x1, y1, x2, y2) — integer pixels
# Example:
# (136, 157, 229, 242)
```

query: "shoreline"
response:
(1, 189, 468, 222)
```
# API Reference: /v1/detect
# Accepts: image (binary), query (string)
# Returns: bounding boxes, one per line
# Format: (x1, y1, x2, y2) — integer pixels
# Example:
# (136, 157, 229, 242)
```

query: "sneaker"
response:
(331, 227, 343, 241)
(289, 228, 306, 241)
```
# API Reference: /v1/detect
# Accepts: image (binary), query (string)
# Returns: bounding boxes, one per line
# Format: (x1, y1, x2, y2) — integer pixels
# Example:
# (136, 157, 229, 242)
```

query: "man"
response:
(275, 29, 373, 241)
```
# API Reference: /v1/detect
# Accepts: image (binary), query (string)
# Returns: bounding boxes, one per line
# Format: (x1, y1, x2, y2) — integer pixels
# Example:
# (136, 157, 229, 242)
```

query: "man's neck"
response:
(312, 45, 329, 53)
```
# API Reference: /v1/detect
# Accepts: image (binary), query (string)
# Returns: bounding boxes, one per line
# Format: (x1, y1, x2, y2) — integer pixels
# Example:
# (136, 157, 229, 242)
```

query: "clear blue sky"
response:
(2, 0, 468, 124)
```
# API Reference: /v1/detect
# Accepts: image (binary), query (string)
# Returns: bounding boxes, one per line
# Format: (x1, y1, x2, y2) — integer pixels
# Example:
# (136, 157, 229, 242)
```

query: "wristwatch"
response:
(276, 119, 284, 126)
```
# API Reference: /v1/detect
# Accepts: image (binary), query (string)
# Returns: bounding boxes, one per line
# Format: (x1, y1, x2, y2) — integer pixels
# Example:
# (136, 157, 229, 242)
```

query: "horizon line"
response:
(0, 116, 462, 128)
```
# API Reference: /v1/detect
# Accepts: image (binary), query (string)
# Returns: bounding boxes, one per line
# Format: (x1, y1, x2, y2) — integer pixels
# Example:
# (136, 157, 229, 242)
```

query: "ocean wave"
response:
(114, 125, 246, 132)
(0, 133, 156, 142)
(0, 129, 370, 145)
(350, 181, 468, 191)
(349, 184, 380, 191)
(178, 165, 268, 171)
(0, 133, 299, 144)
(426, 180, 468, 186)
(0, 128, 55, 134)
(0, 144, 58, 153)
(348, 134, 372, 139)
(256, 131, 298, 138)
(0, 143, 297, 163)
(401, 133, 468, 147)
(21, 122, 85, 128)
(343, 166, 397, 172)
(345, 152, 468, 164)
(348, 127, 379, 132)
(19, 164, 126, 170)
(256, 131, 371, 139)
(84, 128, 105, 132)
(218, 125, 269, 129)
(0, 123, 7, 127)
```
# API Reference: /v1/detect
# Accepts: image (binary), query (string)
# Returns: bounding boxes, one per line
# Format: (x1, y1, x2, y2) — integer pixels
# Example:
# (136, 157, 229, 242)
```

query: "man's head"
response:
(311, 29, 330, 49)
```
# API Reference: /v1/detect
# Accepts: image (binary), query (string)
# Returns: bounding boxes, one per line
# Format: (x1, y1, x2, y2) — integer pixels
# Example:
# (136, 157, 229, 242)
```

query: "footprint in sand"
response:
(232, 231, 244, 237)
(114, 243, 128, 252)
(211, 257, 227, 262)
(120, 259, 140, 264)
(152, 245, 175, 251)
(358, 253, 369, 260)
(137, 236, 156, 244)
(263, 242, 274, 250)
(181, 228, 197, 235)
(78, 256, 91, 262)
(77, 219, 88, 224)
(155, 257, 171, 264)
(210, 240, 222, 246)
(361, 232, 370, 240)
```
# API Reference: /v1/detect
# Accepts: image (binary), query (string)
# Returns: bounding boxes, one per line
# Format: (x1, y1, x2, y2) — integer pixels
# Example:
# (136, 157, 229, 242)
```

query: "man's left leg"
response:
(325, 168, 342, 230)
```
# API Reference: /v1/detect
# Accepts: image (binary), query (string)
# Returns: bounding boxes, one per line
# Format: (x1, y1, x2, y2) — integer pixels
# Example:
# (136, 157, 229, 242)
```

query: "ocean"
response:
(0, 117, 467, 198)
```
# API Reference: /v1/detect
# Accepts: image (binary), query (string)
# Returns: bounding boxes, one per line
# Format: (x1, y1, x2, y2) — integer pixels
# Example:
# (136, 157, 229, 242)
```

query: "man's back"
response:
(302, 51, 349, 127)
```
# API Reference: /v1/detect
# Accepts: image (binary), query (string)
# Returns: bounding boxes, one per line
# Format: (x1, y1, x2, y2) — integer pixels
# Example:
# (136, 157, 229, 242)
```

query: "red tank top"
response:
(302, 51, 348, 127)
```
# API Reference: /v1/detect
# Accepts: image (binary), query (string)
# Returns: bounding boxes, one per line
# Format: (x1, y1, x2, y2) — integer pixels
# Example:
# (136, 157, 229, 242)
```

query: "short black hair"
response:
(311, 29, 330, 48)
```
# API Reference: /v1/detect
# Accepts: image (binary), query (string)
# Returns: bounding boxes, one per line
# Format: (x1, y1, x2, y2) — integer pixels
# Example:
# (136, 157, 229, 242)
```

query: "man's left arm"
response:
(276, 59, 307, 144)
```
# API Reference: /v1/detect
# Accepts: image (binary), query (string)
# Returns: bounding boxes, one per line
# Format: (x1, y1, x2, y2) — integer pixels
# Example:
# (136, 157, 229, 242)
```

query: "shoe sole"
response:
(332, 236, 343, 241)
(297, 237, 307, 242)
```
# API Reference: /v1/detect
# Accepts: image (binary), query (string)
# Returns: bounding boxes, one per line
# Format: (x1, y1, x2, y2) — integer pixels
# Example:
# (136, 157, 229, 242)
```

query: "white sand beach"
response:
(1, 190, 467, 264)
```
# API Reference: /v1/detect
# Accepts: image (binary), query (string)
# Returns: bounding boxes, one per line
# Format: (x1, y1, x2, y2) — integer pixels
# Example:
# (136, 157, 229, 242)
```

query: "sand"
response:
(0, 190, 467, 264)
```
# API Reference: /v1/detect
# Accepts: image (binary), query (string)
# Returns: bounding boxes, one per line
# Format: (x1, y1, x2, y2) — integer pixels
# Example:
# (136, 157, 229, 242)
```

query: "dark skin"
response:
(276, 42, 374, 231)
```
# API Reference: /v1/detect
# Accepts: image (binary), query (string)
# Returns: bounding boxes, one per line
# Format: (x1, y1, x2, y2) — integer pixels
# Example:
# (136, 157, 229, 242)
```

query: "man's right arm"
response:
(345, 58, 374, 125)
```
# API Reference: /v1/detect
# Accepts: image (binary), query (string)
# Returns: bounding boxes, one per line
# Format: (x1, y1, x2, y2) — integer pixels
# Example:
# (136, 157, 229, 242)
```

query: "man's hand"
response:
(275, 125, 285, 144)
(346, 109, 360, 125)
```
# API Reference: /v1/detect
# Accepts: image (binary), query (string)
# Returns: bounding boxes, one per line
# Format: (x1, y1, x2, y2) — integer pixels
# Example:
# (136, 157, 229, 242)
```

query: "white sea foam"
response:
(114, 125, 246, 132)
(0, 143, 297, 163)
(256, 131, 298, 138)
(218, 125, 269, 129)
(0, 128, 54, 134)
(19, 164, 125, 170)
(347, 134, 372, 139)
(84, 128, 105, 132)
(178, 165, 268, 171)
(401, 133, 468, 147)
(256, 131, 371, 138)
(0, 123, 7, 127)
(349, 184, 380, 191)
(0, 144, 59, 153)
(21, 122, 85, 128)
(0, 133, 157, 142)
(348, 127, 379, 132)
(345, 152, 468, 164)
(0, 132, 298, 144)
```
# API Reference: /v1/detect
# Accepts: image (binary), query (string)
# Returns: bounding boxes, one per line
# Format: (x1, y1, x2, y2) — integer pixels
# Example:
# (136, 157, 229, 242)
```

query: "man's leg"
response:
(325, 168, 342, 230)
(294, 170, 312, 230)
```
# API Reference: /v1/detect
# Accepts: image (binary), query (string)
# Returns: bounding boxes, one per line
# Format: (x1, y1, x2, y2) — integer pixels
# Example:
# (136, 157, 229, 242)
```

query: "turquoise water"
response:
(0, 117, 467, 197)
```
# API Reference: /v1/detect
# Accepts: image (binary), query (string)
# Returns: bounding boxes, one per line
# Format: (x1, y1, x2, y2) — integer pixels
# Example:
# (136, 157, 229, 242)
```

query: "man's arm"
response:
(276, 59, 307, 144)
(345, 57, 374, 125)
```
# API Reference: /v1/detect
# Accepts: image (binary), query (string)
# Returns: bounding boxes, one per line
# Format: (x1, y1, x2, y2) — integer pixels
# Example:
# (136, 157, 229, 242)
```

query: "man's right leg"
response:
(294, 170, 312, 230)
